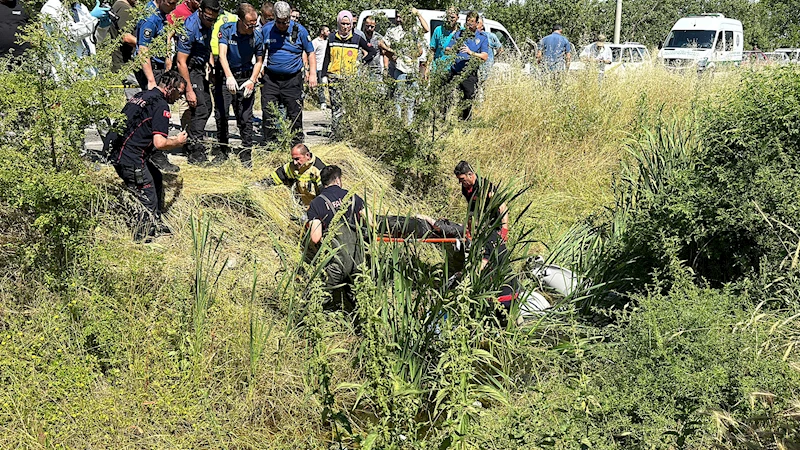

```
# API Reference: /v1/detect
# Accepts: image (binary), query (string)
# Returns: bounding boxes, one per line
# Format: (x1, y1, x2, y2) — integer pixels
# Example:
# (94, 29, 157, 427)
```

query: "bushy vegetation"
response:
(2, 15, 800, 448)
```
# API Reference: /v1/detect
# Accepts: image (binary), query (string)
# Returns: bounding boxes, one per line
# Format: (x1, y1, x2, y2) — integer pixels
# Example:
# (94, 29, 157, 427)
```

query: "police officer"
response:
(260, 1, 316, 146)
(110, 70, 187, 242)
(213, 2, 263, 166)
(134, 0, 180, 172)
(176, 0, 220, 165)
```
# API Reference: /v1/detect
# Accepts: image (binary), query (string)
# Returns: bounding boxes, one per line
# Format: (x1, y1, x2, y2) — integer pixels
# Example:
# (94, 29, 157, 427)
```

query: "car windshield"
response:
(664, 30, 716, 49)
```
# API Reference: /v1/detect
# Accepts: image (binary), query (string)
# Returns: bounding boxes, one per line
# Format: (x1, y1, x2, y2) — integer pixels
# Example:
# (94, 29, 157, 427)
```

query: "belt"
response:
(231, 68, 254, 78)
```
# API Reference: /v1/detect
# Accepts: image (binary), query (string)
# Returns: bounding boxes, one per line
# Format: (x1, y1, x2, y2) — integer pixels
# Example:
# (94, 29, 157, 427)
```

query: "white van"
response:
(657, 14, 743, 70)
(774, 48, 800, 63)
(355, 9, 522, 72)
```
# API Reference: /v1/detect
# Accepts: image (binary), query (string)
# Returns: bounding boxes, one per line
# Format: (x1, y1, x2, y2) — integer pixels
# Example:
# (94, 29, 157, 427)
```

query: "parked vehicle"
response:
(355, 9, 523, 73)
(741, 50, 768, 66)
(571, 42, 651, 73)
(657, 13, 743, 71)
(764, 52, 790, 64)
(774, 48, 800, 63)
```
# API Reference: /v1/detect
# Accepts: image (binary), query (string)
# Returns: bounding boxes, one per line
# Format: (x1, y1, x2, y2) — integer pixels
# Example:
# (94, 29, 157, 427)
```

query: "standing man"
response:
(361, 16, 383, 79)
(213, 2, 263, 166)
(110, 0, 138, 74)
(41, 0, 112, 77)
(0, 0, 31, 59)
(176, 0, 220, 165)
(134, 0, 177, 91)
(537, 24, 571, 76)
(445, 10, 488, 121)
(290, 6, 299, 22)
(257, 143, 327, 209)
(380, 6, 429, 124)
(478, 17, 502, 82)
(321, 10, 377, 135)
(311, 26, 329, 109)
(429, 6, 460, 72)
(306, 165, 366, 311)
(260, 1, 316, 146)
(258, 1, 273, 26)
(580, 34, 612, 82)
(110, 70, 187, 242)
(453, 161, 509, 271)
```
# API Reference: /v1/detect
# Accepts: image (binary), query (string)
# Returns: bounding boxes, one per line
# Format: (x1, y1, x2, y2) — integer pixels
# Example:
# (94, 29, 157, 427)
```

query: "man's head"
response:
(290, 7, 299, 22)
(395, 6, 412, 26)
(198, 0, 220, 27)
(465, 11, 479, 33)
(454, 160, 477, 188)
(552, 24, 563, 34)
(236, 3, 258, 34)
(260, 2, 274, 23)
(337, 10, 353, 36)
(363, 16, 376, 35)
(158, 70, 187, 103)
(159, 0, 179, 15)
(596, 33, 606, 48)
(319, 25, 330, 38)
(290, 143, 312, 169)
(320, 165, 342, 188)
(184, 0, 199, 12)
(273, 1, 291, 32)
(445, 6, 458, 28)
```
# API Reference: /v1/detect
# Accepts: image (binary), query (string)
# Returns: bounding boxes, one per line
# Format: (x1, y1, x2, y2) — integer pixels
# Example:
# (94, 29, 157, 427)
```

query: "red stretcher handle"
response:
(377, 236, 462, 244)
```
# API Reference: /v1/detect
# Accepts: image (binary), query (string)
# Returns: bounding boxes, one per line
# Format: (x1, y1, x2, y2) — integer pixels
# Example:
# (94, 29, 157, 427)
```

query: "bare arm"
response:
(412, 8, 429, 33)
(309, 219, 323, 244)
(138, 45, 156, 89)
(153, 131, 188, 150)
(307, 51, 317, 88)
(218, 43, 233, 78)
(176, 52, 194, 106)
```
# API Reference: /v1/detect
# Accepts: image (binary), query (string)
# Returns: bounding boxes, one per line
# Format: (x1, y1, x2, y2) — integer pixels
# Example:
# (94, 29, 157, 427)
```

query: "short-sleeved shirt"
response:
(262, 20, 314, 74)
(114, 88, 171, 168)
(176, 10, 213, 68)
(580, 43, 612, 73)
(218, 22, 263, 71)
(363, 31, 383, 72)
(307, 185, 365, 231)
(447, 29, 489, 74)
(486, 31, 502, 64)
(383, 25, 424, 74)
(312, 36, 327, 69)
(135, 1, 169, 64)
(0, 0, 31, 57)
(430, 24, 459, 62)
(166, 1, 192, 24)
(539, 32, 571, 70)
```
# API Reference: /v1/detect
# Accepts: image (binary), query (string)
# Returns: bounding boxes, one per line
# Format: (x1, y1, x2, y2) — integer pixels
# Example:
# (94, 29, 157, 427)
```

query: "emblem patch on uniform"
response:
(143, 28, 153, 39)
(180, 34, 189, 43)
(218, 32, 223, 38)
(163, 111, 171, 118)
(475, 38, 480, 44)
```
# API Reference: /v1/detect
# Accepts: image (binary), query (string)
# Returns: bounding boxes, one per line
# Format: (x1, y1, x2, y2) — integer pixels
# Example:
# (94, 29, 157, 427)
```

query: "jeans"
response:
(389, 66, 416, 125)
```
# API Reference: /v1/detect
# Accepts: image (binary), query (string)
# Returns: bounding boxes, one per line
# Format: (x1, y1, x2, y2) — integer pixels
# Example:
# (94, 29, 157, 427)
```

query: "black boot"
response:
(187, 150, 208, 166)
(150, 151, 180, 173)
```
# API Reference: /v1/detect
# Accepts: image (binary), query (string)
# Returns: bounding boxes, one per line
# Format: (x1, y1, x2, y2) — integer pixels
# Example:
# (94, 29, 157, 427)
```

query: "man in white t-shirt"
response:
(380, 6, 428, 124)
(580, 34, 612, 82)
(312, 25, 330, 109)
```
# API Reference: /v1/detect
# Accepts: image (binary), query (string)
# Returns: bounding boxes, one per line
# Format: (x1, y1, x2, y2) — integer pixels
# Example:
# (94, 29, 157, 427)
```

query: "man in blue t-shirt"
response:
(134, 0, 178, 91)
(429, 6, 460, 72)
(537, 24, 571, 73)
(445, 10, 488, 120)
(260, 1, 316, 146)
(213, 3, 263, 166)
(176, 0, 220, 165)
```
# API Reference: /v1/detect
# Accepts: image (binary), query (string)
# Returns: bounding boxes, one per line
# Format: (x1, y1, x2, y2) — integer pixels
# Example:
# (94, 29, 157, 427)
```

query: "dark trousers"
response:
(134, 66, 164, 91)
(114, 160, 163, 240)
(187, 67, 212, 160)
(213, 69, 255, 152)
(260, 70, 304, 146)
(451, 71, 479, 120)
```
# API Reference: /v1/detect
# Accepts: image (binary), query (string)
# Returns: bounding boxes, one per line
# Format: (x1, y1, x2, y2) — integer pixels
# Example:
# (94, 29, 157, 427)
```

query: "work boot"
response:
(210, 151, 229, 166)
(150, 151, 180, 173)
(187, 151, 208, 166)
(238, 148, 252, 168)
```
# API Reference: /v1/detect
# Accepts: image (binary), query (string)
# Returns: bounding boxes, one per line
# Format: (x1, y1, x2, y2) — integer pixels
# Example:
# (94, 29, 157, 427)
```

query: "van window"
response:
(724, 31, 733, 51)
(714, 31, 724, 51)
(664, 30, 716, 49)
(630, 48, 643, 62)
(492, 28, 514, 59)
(640, 47, 651, 59)
(611, 47, 622, 62)
(430, 19, 443, 35)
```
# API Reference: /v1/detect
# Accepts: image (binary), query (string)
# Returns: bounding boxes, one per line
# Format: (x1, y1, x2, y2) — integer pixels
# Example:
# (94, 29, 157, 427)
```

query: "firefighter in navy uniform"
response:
(111, 70, 188, 242)
(260, 1, 316, 146)
(176, 0, 220, 165)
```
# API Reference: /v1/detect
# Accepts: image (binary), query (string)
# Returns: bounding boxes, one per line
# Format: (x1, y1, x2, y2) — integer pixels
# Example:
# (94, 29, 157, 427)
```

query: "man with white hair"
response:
(260, 0, 316, 146)
(580, 34, 612, 82)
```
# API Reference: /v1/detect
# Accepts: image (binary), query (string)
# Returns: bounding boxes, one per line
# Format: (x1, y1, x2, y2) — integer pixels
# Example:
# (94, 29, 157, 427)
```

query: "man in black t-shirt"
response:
(306, 165, 366, 311)
(0, 0, 30, 59)
(111, 70, 188, 241)
(453, 160, 509, 270)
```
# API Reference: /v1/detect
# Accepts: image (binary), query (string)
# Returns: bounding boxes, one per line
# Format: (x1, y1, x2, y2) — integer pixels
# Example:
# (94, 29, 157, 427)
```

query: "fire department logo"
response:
(163, 110, 171, 118)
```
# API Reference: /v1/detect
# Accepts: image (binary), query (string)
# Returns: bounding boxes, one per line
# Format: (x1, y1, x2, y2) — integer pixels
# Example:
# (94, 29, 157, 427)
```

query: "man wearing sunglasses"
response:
(213, 2, 263, 166)
(176, 0, 220, 165)
(260, 1, 316, 146)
